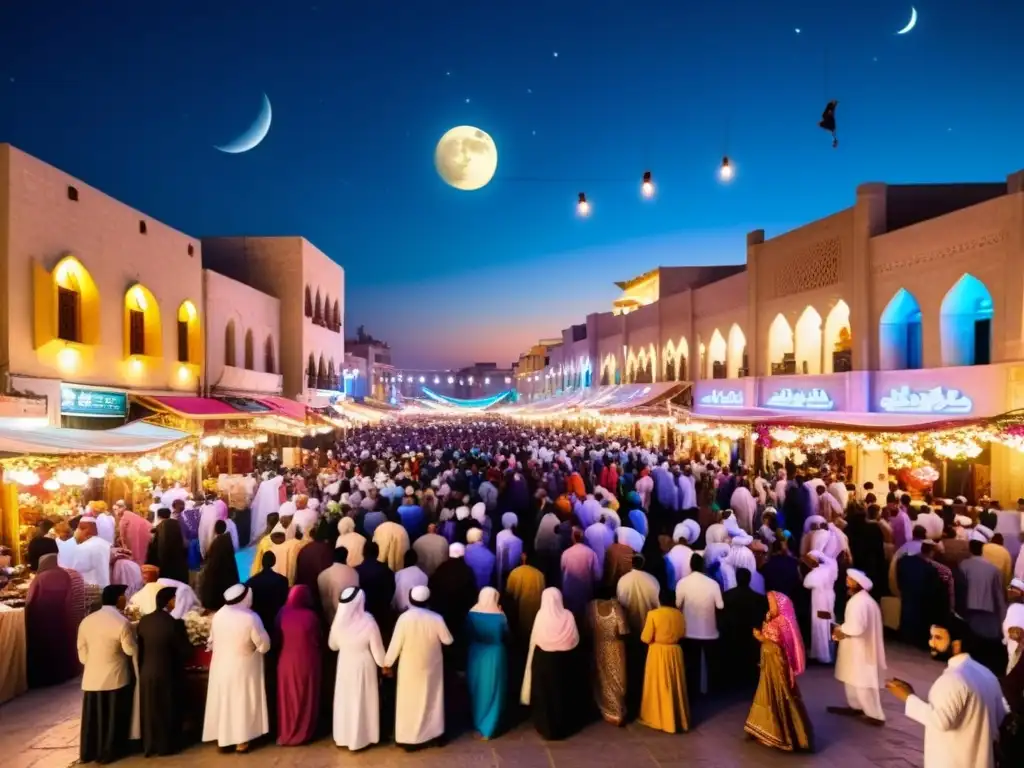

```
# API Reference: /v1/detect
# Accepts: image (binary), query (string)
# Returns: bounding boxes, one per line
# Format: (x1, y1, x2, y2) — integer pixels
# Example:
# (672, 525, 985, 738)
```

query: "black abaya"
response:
(137, 609, 193, 756)
(198, 533, 239, 611)
(530, 647, 584, 740)
(147, 518, 189, 583)
(80, 686, 133, 764)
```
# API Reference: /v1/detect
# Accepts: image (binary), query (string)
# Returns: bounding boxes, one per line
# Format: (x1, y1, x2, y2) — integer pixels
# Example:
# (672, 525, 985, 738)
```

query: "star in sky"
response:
(553, 51, 559, 57)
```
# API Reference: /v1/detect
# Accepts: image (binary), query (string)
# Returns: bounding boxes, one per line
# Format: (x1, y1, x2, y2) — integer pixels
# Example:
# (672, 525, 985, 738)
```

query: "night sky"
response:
(1, 1, 1021, 369)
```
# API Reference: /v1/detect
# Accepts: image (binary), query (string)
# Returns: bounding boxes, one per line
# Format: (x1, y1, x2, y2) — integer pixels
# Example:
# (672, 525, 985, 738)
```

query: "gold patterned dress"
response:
(587, 599, 629, 724)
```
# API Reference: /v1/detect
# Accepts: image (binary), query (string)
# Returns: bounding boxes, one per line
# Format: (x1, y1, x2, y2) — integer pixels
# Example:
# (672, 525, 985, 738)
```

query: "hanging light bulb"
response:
(641, 170, 654, 198)
(576, 192, 590, 217)
(718, 156, 734, 182)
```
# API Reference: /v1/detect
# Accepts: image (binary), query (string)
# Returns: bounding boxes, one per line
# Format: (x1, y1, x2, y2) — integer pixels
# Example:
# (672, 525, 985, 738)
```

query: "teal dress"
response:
(465, 611, 508, 738)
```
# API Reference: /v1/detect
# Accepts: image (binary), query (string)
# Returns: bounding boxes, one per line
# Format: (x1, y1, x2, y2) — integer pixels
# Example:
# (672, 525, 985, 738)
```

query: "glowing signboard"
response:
(699, 389, 744, 407)
(877, 386, 973, 415)
(764, 387, 835, 411)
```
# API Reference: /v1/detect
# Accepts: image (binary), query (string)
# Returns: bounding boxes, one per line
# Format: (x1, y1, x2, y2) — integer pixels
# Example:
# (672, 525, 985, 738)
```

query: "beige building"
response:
(518, 169, 1024, 502)
(203, 269, 282, 397)
(0, 144, 204, 426)
(201, 236, 345, 403)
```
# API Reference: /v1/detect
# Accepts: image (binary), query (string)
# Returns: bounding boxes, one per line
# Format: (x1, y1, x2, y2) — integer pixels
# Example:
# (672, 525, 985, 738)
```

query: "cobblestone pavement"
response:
(1, 643, 936, 768)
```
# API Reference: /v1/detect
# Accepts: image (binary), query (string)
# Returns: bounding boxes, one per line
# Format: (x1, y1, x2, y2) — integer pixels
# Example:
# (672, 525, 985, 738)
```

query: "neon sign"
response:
(699, 389, 744, 407)
(877, 386, 973, 415)
(764, 387, 835, 411)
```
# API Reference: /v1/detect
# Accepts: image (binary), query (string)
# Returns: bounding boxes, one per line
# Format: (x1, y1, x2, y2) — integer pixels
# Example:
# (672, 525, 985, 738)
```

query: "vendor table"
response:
(0, 607, 27, 705)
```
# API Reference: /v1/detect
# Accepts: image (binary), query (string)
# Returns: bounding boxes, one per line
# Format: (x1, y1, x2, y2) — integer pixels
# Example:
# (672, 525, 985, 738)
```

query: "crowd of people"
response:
(17, 419, 1024, 766)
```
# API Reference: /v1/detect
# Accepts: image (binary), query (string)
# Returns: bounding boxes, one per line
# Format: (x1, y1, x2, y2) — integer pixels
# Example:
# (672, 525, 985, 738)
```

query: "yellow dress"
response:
(639, 606, 690, 733)
(249, 534, 273, 577)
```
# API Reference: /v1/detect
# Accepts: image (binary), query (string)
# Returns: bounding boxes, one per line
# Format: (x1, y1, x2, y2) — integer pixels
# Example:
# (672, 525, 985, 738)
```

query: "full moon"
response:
(434, 126, 498, 191)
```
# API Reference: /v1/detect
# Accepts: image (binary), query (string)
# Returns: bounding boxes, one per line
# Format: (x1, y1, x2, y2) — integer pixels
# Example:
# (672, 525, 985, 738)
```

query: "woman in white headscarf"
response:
(336, 516, 366, 568)
(329, 587, 386, 750)
(521, 588, 583, 740)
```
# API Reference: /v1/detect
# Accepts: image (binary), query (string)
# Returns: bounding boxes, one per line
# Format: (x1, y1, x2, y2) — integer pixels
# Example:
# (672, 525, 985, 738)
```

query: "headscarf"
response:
(762, 591, 806, 686)
(332, 586, 376, 636)
(617, 526, 645, 553)
(455, 506, 470, 521)
(521, 587, 579, 705)
(470, 503, 486, 523)
(338, 516, 355, 535)
(471, 586, 502, 614)
(501, 512, 518, 529)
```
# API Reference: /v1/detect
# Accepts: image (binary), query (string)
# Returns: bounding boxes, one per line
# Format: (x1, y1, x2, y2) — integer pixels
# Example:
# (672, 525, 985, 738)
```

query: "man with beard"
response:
(886, 618, 1007, 767)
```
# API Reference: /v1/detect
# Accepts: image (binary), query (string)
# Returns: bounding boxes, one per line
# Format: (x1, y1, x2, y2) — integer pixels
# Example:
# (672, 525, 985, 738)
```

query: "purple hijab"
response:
(275, 585, 323, 745)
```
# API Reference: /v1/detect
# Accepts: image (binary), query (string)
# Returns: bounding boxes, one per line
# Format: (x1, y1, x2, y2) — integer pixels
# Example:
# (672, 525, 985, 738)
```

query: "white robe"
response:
(905, 654, 1007, 768)
(677, 475, 697, 510)
(73, 535, 111, 588)
(291, 507, 319, 537)
(129, 582, 162, 615)
(328, 601, 386, 749)
(835, 589, 886, 690)
(95, 513, 116, 544)
(665, 544, 694, 589)
(202, 602, 271, 747)
(197, 504, 221, 559)
(384, 607, 453, 745)
(729, 487, 757, 533)
(803, 561, 837, 663)
(248, 476, 283, 546)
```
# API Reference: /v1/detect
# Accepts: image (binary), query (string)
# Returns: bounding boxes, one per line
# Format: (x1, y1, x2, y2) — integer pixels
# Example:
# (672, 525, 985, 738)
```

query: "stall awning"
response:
(134, 395, 255, 420)
(254, 396, 309, 423)
(502, 383, 687, 416)
(0, 421, 190, 456)
(686, 406, 984, 432)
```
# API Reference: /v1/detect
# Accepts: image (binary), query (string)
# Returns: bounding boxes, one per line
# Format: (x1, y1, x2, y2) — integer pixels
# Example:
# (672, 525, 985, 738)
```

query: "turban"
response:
(554, 496, 572, 517)
(470, 503, 486, 523)
(673, 520, 699, 545)
(847, 568, 873, 592)
(410, 585, 430, 605)
(141, 564, 160, 583)
(455, 506, 470, 521)
(278, 501, 297, 518)
(449, 543, 466, 558)
(501, 512, 518, 530)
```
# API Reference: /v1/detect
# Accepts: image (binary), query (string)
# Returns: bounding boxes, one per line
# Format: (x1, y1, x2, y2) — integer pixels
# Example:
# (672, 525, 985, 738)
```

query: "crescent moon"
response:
(215, 93, 272, 154)
(896, 7, 917, 35)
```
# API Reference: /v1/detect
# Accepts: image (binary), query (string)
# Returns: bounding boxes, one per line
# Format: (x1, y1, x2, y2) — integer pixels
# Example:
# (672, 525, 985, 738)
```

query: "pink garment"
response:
(531, 588, 579, 652)
(110, 554, 143, 599)
(118, 510, 153, 566)
(275, 585, 323, 745)
(763, 591, 806, 686)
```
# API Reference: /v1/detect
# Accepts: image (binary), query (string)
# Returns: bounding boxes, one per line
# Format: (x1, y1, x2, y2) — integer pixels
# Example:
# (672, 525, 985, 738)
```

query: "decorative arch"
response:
(879, 288, 923, 370)
(600, 353, 617, 386)
(707, 329, 727, 378)
(766, 314, 795, 375)
(698, 339, 706, 380)
(940, 274, 993, 367)
(317, 354, 328, 388)
(264, 335, 276, 374)
(635, 347, 653, 384)
(123, 283, 162, 358)
(332, 299, 341, 332)
(328, 357, 337, 388)
(306, 352, 316, 385)
(823, 300, 852, 373)
(176, 301, 201, 365)
(304, 286, 313, 318)
(313, 290, 323, 325)
(224, 320, 237, 367)
(794, 306, 823, 374)
(625, 349, 638, 384)
(48, 255, 101, 345)
(677, 337, 689, 380)
(244, 329, 255, 370)
(726, 323, 746, 378)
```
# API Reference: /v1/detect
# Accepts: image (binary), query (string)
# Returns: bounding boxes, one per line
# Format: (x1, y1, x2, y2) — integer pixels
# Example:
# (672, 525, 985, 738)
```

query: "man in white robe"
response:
(677, 467, 697, 510)
(665, 520, 699, 589)
(202, 584, 271, 751)
(248, 475, 284, 546)
(729, 482, 758, 533)
(885, 618, 1007, 767)
(830, 569, 887, 724)
(725, 534, 764, 594)
(828, 475, 849, 511)
(384, 585, 453, 749)
(774, 470, 788, 507)
(90, 503, 116, 545)
(803, 550, 837, 663)
(73, 518, 111, 588)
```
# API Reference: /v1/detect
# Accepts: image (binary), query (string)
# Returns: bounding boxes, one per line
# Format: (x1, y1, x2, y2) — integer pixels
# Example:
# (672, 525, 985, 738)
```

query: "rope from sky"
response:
(420, 387, 513, 409)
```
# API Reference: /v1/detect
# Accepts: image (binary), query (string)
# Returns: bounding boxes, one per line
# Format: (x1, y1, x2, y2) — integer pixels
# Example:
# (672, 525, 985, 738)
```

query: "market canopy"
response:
(0, 420, 190, 456)
(500, 383, 687, 416)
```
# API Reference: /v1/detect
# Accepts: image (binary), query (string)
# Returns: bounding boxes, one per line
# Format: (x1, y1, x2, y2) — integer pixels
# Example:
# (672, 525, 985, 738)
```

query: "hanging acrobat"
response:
(819, 100, 838, 148)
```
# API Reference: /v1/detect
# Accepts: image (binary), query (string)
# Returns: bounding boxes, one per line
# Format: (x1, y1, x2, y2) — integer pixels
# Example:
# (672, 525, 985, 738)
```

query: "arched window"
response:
(708, 330, 727, 379)
(304, 286, 313, 318)
(177, 301, 200, 364)
(823, 300, 852, 373)
(265, 335, 275, 374)
(794, 306, 823, 374)
(767, 314, 795, 375)
(879, 289, 923, 371)
(332, 300, 341, 332)
(306, 353, 316, 387)
(224, 320, 236, 367)
(940, 274, 993, 367)
(313, 290, 323, 325)
(726, 323, 747, 378)
(56, 264, 81, 343)
(317, 354, 328, 388)
(244, 329, 254, 370)
(123, 284, 162, 359)
(678, 338, 689, 381)
(328, 358, 337, 389)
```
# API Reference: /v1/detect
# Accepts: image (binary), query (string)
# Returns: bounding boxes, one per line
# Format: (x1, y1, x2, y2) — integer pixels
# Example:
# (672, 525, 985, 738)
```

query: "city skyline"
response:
(1, 1, 1021, 367)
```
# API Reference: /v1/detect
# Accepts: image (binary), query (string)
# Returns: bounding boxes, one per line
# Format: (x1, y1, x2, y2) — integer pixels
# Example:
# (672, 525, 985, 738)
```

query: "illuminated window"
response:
(225, 320, 236, 367)
(265, 336, 276, 374)
(57, 285, 80, 342)
(177, 320, 189, 363)
(129, 309, 145, 355)
(244, 329, 254, 370)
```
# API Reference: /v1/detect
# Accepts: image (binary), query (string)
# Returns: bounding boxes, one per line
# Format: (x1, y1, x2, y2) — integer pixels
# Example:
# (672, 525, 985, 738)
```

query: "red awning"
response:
(254, 396, 309, 423)
(136, 396, 252, 420)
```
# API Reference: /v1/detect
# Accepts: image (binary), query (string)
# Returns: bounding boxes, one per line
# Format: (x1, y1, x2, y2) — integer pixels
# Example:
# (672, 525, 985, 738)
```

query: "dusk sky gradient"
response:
(1, 1, 1021, 368)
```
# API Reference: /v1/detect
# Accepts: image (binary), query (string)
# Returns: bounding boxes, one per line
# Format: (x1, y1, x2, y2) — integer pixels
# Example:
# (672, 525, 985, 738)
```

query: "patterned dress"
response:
(587, 599, 629, 724)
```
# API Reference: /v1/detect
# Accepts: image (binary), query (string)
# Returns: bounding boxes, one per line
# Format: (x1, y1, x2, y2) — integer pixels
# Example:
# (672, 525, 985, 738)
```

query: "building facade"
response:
(515, 170, 1024, 502)
(201, 236, 345, 405)
(0, 144, 204, 426)
(203, 269, 282, 397)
